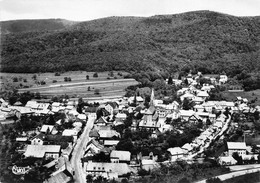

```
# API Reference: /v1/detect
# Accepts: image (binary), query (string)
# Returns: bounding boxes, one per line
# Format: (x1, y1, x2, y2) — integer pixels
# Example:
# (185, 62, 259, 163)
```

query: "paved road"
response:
(196, 165, 260, 183)
(71, 116, 94, 183)
(228, 164, 260, 172)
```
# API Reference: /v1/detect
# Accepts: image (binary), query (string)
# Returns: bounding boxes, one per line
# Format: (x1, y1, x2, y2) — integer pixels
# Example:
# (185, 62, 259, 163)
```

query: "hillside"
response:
(0, 19, 77, 34)
(1, 11, 260, 75)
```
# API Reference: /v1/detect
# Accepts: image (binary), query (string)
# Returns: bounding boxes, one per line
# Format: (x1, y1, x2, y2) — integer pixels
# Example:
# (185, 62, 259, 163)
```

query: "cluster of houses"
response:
(166, 72, 228, 86)
(1, 71, 260, 182)
(0, 98, 89, 183)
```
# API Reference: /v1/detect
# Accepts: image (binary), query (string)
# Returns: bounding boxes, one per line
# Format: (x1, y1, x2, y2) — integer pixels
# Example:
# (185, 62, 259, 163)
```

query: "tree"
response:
(93, 72, 98, 78)
(9, 96, 17, 105)
(232, 152, 243, 165)
(206, 118, 212, 126)
(77, 97, 84, 113)
(168, 76, 173, 85)
(116, 139, 135, 153)
(40, 80, 46, 85)
(94, 89, 100, 95)
(182, 98, 193, 110)
(86, 75, 89, 80)
(32, 74, 37, 80)
(88, 86, 91, 91)
(86, 174, 93, 183)
(13, 77, 18, 82)
(35, 92, 41, 99)
(20, 92, 32, 105)
(178, 177, 191, 183)
(206, 177, 222, 183)
(64, 77, 68, 82)
(184, 78, 189, 85)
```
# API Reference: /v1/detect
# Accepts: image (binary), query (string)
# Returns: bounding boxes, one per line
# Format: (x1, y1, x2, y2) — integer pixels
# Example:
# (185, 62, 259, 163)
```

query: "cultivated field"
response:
(0, 71, 138, 98)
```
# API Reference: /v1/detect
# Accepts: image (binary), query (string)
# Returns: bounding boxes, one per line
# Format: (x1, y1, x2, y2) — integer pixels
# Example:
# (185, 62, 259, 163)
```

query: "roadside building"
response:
(227, 142, 247, 156)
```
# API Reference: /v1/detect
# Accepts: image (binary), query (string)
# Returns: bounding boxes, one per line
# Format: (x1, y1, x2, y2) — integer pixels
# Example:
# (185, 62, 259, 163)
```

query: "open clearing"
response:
(0, 71, 138, 98)
(221, 89, 260, 106)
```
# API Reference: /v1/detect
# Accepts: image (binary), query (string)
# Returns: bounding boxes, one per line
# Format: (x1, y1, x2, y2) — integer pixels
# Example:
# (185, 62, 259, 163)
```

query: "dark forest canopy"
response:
(1, 11, 260, 75)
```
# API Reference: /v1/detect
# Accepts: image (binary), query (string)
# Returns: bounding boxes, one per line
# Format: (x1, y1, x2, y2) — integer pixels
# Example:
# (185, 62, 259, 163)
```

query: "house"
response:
(98, 129, 120, 142)
(110, 150, 131, 164)
(24, 145, 61, 159)
(104, 140, 119, 147)
(128, 96, 144, 104)
(40, 125, 57, 134)
(167, 147, 186, 161)
(45, 135, 74, 145)
(139, 105, 159, 130)
(218, 156, 237, 166)
(219, 75, 228, 84)
(31, 133, 45, 145)
(182, 143, 193, 152)
(157, 107, 167, 118)
(192, 97, 204, 104)
(85, 139, 104, 156)
(141, 159, 159, 171)
(104, 102, 119, 115)
(115, 113, 127, 121)
(197, 91, 209, 100)
(188, 114, 202, 124)
(84, 106, 98, 119)
(179, 110, 195, 121)
(227, 142, 247, 156)
(209, 113, 216, 123)
(84, 162, 134, 179)
(16, 137, 28, 143)
(89, 129, 100, 140)
(96, 116, 109, 126)
(62, 129, 78, 142)
(44, 157, 73, 183)
(180, 93, 195, 101)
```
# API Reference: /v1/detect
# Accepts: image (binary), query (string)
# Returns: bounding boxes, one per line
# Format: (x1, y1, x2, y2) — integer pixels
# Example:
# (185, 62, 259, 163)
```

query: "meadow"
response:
(0, 71, 138, 98)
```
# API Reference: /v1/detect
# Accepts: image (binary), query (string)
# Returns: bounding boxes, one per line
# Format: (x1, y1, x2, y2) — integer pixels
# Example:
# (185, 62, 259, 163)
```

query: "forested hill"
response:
(1, 11, 260, 76)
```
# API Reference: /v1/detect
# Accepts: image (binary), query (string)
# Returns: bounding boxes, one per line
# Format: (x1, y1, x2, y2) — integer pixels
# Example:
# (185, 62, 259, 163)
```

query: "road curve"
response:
(71, 116, 94, 183)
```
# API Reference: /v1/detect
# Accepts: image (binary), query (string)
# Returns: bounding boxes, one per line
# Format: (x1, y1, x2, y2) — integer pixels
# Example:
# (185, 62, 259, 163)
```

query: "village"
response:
(1, 72, 260, 183)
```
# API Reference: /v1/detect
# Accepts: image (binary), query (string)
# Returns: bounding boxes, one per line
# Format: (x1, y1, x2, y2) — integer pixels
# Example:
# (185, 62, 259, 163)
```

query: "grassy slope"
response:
(1, 11, 260, 74)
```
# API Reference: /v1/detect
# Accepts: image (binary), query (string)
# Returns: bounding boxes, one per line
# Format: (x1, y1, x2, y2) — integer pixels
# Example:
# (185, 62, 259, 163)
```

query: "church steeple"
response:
(150, 88, 155, 106)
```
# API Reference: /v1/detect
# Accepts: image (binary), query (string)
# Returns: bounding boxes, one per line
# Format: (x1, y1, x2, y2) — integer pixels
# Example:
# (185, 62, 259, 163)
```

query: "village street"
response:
(71, 115, 95, 183)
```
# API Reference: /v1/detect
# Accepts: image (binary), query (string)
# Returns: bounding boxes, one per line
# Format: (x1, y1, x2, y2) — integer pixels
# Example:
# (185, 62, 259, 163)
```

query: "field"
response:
(221, 90, 260, 106)
(0, 71, 138, 99)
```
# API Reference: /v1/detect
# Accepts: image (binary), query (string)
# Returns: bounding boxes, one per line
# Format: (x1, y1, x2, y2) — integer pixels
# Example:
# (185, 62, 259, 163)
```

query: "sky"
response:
(1, 0, 260, 21)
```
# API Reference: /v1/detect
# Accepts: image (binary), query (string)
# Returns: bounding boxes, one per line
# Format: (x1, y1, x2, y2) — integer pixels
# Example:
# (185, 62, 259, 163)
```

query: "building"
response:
(84, 106, 98, 119)
(40, 125, 57, 134)
(227, 142, 247, 156)
(167, 147, 186, 161)
(219, 75, 228, 84)
(31, 133, 45, 145)
(128, 96, 144, 104)
(110, 150, 131, 164)
(24, 145, 61, 159)
(84, 162, 133, 179)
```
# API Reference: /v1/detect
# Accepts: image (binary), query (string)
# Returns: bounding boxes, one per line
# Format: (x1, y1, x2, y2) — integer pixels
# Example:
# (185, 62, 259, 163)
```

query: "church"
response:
(138, 89, 159, 130)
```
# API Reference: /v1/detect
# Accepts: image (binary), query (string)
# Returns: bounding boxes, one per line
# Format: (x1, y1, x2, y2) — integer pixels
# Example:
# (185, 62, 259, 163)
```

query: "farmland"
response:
(0, 71, 138, 99)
